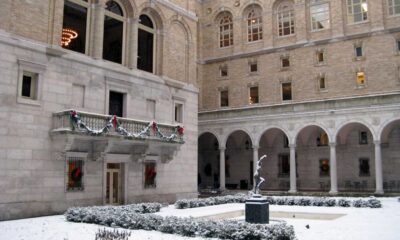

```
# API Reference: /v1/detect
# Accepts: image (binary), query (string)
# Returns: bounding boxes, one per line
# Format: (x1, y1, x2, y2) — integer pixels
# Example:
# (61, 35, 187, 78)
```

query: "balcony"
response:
(51, 110, 184, 163)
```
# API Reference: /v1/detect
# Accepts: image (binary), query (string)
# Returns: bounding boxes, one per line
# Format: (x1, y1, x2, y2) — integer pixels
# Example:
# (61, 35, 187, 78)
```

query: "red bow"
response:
(112, 115, 118, 128)
(70, 110, 77, 118)
(152, 122, 157, 132)
(177, 126, 184, 136)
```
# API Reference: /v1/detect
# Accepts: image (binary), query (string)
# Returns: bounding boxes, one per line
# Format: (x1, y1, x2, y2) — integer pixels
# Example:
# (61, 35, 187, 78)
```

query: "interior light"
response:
(61, 28, 78, 47)
(361, 2, 368, 12)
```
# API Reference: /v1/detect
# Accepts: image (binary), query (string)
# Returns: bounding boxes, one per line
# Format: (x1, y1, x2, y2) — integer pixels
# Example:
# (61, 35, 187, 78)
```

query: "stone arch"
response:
(241, 2, 264, 16)
(212, 8, 235, 24)
(378, 117, 400, 143)
(198, 132, 221, 189)
(223, 128, 254, 148)
(199, 130, 222, 147)
(334, 120, 377, 144)
(294, 123, 331, 146)
(106, 0, 136, 18)
(256, 126, 291, 147)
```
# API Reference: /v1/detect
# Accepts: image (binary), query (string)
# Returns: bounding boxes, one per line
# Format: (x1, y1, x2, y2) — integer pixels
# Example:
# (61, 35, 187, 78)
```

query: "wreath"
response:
(70, 167, 83, 182)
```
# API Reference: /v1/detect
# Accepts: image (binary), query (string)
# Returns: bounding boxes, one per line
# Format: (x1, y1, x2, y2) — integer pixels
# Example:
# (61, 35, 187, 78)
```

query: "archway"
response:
(258, 128, 290, 191)
(225, 130, 253, 190)
(380, 119, 400, 192)
(198, 132, 220, 190)
(295, 125, 330, 192)
(336, 122, 375, 192)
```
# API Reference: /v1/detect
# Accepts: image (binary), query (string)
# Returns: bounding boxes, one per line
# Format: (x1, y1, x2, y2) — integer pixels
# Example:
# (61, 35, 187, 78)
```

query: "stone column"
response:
(374, 140, 384, 194)
(289, 144, 297, 193)
(127, 17, 139, 69)
(329, 142, 338, 194)
(219, 147, 226, 191)
(90, 1, 105, 59)
(252, 145, 259, 187)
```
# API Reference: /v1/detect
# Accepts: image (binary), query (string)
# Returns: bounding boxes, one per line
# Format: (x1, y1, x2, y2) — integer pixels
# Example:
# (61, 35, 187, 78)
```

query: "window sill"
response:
(355, 85, 366, 89)
(353, 56, 366, 61)
(17, 97, 42, 107)
(246, 39, 263, 45)
(219, 45, 234, 50)
(347, 20, 369, 26)
(217, 76, 229, 81)
(318, 89, 328, 93)
(277, 34, 296, 39)
(387, 14, 400, 19)
(310, 28, 330, 33)
(314, 62, 327, 67)
(248, 72, 259, 76)
(280, 67, 291, 72)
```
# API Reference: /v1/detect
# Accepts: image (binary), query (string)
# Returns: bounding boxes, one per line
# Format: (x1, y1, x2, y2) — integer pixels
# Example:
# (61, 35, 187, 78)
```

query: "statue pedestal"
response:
(245, 194, 269, 224)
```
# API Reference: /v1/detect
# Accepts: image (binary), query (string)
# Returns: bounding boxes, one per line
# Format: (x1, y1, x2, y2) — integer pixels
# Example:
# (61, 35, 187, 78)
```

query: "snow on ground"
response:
(0, 197, 399, 240)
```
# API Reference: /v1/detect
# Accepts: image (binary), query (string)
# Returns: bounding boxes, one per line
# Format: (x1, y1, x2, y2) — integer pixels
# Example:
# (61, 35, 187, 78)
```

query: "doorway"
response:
(106, 163, 122, 205)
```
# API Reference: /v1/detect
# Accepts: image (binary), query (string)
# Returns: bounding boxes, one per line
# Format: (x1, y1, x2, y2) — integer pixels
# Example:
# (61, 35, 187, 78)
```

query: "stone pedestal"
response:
(245, 195, 269, 224)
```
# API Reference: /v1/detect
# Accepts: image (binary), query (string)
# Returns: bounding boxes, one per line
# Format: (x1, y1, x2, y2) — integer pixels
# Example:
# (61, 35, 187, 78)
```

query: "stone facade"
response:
(0, 0, 198, 220)
(197, 0, 400, 195)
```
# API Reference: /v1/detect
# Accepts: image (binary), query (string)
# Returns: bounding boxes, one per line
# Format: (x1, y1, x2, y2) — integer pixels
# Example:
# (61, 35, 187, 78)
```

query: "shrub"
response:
(324, 199, 336, 207)
(338, 199, 351, 207)
(352, 199, 368, 208)
(311, 198, 325, 206)
(367, 198, 382, 208)
(95, 228, 131, 240)
(65, 205, 296, 240)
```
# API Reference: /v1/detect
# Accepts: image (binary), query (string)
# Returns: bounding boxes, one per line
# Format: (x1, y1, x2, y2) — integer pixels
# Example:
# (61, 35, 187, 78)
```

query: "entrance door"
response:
(106, 163, 122, 205)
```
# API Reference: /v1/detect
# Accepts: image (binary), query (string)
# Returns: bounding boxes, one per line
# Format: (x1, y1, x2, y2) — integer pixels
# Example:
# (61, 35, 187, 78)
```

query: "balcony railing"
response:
(52, 110, 184, 143)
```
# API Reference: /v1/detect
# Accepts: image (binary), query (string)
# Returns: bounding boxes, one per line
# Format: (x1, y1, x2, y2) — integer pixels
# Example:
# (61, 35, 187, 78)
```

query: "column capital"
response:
(289, 143, 296, 149)
(252, 145, 259, 150)
(329, 142, 336, 147)
(219, 147, 226, 151)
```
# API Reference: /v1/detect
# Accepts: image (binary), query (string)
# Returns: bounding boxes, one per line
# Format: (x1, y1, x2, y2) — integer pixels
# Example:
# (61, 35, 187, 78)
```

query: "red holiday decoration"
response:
(178, 126, 184, 136)
(70, 110, 77, 118)
(112, 115, 118, 128)
(152, 122, 157, 132)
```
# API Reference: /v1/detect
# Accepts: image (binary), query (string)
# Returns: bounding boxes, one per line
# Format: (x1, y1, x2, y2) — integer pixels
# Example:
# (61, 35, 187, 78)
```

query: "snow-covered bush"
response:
(66, 204, 296, 240)
(367, 198, 382, 208)
(174, 195, 381, 209)
(338, 199, 351, 207)
(95, 228, 131, 240)
(324, 199, 336, 207)
(352, 199, 368, 208)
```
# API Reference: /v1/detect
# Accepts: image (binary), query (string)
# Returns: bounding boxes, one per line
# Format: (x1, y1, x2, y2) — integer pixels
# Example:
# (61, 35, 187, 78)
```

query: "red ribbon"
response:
(178, 126, 184, 136)
(152, 122, 157, 132)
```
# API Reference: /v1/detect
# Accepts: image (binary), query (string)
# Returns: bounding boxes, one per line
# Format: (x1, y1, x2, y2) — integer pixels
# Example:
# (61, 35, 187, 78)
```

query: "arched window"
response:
(138, 14, 156, 73)
(247, 8, 263, 42)
(218, 12, 233, 48)
(277, 3, 295, 36)
(103, 0, 126, 64)
(62, 0, 90, 53)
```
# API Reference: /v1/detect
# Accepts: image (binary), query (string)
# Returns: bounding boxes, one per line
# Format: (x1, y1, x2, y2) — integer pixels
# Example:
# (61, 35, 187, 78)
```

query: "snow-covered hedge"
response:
(65, 204, 296, 240)
(95, 228, 131, 240)
(175, 194, 382, 209)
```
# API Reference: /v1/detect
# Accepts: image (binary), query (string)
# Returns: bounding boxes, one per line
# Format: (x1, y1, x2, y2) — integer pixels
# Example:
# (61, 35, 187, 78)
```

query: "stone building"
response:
(0, 0, 400, 221)
(197, 0, 400, 195)
(0, 0, 199, 220)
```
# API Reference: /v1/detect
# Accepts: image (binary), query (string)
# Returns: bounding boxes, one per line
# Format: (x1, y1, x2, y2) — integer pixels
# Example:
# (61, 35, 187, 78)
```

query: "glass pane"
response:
(103, 16, 123, 64)
(106, 0, 123, 16)
(138, 28, 154, 73)
(113, 172, 119, 203)
(62, 0, 87, 53)
(106, 172, 110, 202)
(140, 15, 154, 28)
(22, 75, 32, 98)
(109, 91, 124, 117)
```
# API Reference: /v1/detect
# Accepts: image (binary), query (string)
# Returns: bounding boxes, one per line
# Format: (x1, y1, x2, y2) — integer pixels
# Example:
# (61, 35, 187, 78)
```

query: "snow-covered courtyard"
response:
(0, 197, 399, 240)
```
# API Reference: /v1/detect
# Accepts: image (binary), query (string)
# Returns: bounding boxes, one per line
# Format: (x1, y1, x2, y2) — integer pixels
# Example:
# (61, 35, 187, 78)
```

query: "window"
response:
(310, 2, 330, 31)
(319, 159, 330, 177)
(388, 0, 400, 16)
(67, 157, 84, 191)
(219, 12, 234, 47)
(174, 102, 183, 123)
(355, 46, 363, 58)
(396, 39, 400, 52)
(347, 0, 368, 23)
(359, 131, 368, 144)
(103, 0, 125, 64)
(62, 0, 89, 54)
(109, 91, 124, 117)
(247, 8, 263, 42)
(359, 158, 370, 176)
(144, 162, 156, 188)
(249, 62, 258, 73)
(21, 71, 38, 99)
(278, 154, 290, 177)
(277, 3, 295, 36)
(281, 57, 290, 68)
(318, 74, 326, 90)
(220, 65, 228, 77)
(316, 50, 325, 64)
(220, 90, 229, 107)
(356, 71, 366, 86)
(282, 82, 292, 101)
(146, 99, 156, 119)
(317, 132, 328, 146)
(249, 86, 259, 104)
(138, 15, 156, 73)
